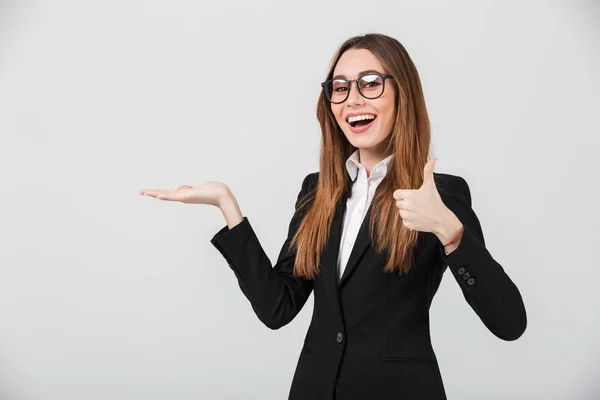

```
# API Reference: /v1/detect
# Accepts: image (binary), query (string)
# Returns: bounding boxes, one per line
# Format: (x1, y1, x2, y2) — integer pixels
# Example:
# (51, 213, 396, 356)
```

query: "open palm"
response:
(139, 181, 229, 207)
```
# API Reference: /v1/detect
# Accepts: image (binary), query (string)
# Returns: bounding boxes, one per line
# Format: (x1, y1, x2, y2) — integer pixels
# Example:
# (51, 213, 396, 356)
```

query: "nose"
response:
(346, 81, 364, 107)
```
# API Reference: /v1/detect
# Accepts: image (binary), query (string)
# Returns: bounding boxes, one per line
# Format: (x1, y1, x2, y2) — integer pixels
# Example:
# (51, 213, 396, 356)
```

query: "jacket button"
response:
(467, 277, 475, 285)
(462, 272, 471, 280)
(457, 267, 466, 275)
(336, 332, 344, 344)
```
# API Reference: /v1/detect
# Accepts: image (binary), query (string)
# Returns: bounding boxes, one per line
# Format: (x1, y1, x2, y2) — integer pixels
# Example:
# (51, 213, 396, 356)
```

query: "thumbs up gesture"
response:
(392, 158, 452, 235)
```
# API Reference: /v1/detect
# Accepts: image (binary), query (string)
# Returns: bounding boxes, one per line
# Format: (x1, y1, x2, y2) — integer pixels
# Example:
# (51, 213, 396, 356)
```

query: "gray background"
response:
(1, 0, 599, 399)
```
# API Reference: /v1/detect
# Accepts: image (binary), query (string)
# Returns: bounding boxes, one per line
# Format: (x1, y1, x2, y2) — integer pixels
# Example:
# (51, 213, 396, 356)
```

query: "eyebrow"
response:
(332, 69, 383, 79)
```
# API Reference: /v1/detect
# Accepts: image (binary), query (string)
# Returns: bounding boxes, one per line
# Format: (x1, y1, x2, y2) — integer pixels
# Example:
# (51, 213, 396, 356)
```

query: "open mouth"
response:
(348, 115, 377, 128)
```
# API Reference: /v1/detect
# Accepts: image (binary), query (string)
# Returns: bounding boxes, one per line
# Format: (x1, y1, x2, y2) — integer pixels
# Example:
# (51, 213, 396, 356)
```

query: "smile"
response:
(347, 114, 377, 134)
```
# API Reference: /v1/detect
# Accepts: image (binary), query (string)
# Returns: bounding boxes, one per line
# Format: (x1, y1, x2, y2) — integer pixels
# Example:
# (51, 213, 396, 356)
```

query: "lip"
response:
(345, 112, 377, 122)
(345, 112, 377, 134)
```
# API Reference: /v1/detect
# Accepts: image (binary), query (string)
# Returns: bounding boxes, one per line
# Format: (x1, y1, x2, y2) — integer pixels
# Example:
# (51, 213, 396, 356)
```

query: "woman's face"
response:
(330, 48, 397, 156)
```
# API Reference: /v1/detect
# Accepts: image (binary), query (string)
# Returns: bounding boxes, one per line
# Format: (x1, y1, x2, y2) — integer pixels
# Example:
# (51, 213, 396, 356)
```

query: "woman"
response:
(139, 33, 527, 399)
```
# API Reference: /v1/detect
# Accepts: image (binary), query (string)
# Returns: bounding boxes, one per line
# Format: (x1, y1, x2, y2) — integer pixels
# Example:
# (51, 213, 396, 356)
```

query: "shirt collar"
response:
(345, 149, 395, 182)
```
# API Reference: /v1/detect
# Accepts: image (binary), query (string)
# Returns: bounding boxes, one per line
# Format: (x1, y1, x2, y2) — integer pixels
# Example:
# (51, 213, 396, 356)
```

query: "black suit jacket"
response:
(210, 172, 527, 400)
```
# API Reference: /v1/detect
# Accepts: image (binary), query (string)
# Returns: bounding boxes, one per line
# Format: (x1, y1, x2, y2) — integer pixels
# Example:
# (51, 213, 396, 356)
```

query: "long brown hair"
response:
(291, 33, 432, 279)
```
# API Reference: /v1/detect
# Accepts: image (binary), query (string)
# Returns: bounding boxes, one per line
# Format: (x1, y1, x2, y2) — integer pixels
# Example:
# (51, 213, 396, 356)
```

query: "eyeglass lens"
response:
(325, 74, 385, 103)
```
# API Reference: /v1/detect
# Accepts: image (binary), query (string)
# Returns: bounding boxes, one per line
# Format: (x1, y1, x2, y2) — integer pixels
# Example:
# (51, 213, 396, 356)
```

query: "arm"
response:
(435, 176, 527, 341)
(210, 173, 316, 330)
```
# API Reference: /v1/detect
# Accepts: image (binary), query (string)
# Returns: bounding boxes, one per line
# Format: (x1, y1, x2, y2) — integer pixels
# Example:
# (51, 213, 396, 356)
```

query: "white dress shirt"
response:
(337, 149, 395, 282)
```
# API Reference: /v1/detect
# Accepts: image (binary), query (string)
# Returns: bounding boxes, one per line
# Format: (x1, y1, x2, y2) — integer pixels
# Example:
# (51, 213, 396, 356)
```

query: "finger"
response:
(178, 185, 193, 190)
(395, 199, 408, 210)
(140, 189, 166, 197)
(398, 208, 409, 220)
(421, 158, 437, 188)
(142, 190, 162, 199)
(155, 190, 182, 201)
(139, 189, 157, 197)
(140, 189, 179, 201)
(393, 189, 416, 200)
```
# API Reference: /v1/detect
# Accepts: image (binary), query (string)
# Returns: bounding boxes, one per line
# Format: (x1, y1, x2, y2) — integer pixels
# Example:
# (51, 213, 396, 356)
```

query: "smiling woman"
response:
(139, 33, 527, 400)
(329, 56, 397, 150)
(324, 64, 396, 140)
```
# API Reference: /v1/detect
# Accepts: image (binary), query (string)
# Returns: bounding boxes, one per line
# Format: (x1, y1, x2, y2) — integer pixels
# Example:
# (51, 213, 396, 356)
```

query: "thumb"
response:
(178, 185, 193, 190)
(421, 158, 437, 189)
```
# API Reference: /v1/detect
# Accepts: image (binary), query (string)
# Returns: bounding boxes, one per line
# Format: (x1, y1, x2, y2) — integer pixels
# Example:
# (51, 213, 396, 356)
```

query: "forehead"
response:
(332, 48, 385, 79)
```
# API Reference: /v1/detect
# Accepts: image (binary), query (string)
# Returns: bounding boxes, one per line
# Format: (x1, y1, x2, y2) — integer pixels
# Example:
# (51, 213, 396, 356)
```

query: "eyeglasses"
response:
(321, 73, 394, 104)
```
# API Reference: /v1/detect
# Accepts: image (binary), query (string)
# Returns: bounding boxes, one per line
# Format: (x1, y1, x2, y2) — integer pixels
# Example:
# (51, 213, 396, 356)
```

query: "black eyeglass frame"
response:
(320, 73, 394, 104)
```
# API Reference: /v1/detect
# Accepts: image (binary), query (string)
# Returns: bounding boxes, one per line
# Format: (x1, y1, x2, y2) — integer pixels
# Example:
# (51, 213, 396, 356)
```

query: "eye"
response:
(359, 74, 383, 89)
(332, 79, 348, 92)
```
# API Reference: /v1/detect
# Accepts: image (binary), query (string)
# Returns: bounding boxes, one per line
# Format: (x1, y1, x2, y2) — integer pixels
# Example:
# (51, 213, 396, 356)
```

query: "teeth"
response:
(347, 114, 376, 123)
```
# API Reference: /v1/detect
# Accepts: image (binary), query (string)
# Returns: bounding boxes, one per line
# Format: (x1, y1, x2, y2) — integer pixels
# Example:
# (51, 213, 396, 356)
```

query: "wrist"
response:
(216, 186, 235, 209)
(435, 208, 463, 244)
(218, 190, 244, 229)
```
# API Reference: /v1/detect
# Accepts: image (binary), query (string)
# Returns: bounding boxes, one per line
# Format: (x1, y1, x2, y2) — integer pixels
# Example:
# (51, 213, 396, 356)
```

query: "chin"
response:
(345, 132, 380, 144)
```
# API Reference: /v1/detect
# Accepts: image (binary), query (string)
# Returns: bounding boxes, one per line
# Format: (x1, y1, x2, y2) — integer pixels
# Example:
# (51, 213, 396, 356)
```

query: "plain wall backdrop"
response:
(1, 0, 599, 398)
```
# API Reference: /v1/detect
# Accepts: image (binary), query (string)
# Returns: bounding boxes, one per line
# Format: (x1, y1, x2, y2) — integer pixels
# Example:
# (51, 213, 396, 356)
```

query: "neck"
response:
(358, 148, 390, 177)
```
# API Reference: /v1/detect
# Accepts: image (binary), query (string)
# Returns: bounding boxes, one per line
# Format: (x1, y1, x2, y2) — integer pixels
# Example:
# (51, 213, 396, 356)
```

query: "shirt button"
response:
(336, 332, 344, 343)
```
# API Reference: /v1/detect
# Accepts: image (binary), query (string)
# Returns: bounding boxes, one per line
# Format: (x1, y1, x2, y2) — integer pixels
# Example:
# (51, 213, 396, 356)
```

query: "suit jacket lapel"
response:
(319, 190, 348, 324)
(338, 201, 373, 287)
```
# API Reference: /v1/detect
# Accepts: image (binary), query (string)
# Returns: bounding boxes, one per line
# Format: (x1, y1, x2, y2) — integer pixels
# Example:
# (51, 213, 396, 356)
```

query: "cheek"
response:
(376, 102, 396, 132)
(331, 105, 344, 125)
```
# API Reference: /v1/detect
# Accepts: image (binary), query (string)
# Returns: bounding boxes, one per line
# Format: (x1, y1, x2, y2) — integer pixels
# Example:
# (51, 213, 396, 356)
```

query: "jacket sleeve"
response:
(210, 173, 316, 330)
(438, 176, 527, 341)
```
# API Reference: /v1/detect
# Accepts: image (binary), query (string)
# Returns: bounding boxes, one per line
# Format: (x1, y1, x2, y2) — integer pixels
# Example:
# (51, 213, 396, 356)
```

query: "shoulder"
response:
(434, 172, 485, 243)
(433, 172, 471, 206)
(301, 171, 320, 192)
(294, 172, 319, 208)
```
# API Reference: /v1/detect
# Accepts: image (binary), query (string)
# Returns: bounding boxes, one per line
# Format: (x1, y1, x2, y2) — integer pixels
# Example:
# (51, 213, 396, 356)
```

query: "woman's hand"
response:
(139, 181, 231, 207)
(392, 158, 452, 234)
(393, 158, 464, 253)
